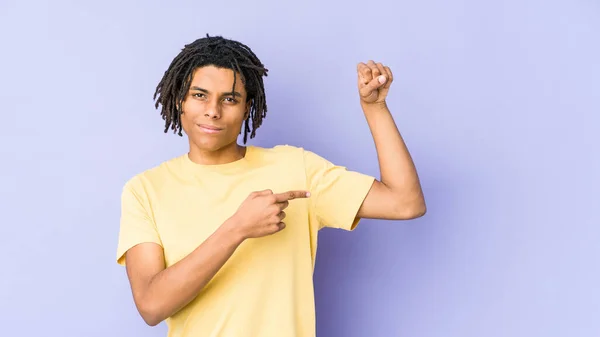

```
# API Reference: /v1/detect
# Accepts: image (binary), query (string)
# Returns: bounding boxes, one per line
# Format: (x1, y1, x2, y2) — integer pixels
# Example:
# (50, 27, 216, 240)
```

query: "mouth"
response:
(197, 124, 223, 134)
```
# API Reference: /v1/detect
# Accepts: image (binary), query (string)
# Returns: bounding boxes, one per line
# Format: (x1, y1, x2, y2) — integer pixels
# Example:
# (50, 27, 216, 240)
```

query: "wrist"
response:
(219, 215, 247, 245)
(360, 100, 389, 114)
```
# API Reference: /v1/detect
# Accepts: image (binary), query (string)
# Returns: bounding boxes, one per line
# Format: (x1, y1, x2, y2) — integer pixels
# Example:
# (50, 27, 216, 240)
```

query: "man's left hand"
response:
(357, 60, 394, 105)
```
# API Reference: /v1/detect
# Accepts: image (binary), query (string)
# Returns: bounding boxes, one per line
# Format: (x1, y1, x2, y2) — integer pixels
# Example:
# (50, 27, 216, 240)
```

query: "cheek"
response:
(180, 114, 200, 137)
(180, 113, 191, 131)
(180, 101, 201, 123)
(182, 99, 202, 115)
(227, 112, 247, 129)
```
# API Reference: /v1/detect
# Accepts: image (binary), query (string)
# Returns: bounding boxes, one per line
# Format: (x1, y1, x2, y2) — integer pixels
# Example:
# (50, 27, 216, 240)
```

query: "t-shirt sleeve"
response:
(115, 177, 163, 266)
(303, 149, 375, 231)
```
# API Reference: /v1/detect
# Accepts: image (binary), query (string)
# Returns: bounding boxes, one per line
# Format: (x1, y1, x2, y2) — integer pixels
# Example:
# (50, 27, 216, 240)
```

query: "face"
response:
(180, 65, 251, 153)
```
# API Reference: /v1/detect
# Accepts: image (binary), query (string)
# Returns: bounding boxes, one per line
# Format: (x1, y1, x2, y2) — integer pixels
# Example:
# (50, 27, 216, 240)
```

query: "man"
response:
(116, 34, 426, 337)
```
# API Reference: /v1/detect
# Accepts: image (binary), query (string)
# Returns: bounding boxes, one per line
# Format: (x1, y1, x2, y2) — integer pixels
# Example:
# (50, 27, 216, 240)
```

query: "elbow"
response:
(141, 310, 163, 327)
(393, 196, 426, 220)
(142, 315, 162, 327)
(408, 202, 427, 219)
(137, 300, 165, 327)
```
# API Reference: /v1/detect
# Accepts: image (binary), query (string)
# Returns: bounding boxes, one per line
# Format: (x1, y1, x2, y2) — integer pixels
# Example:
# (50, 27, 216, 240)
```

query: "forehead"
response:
(189, 65, 246, 94)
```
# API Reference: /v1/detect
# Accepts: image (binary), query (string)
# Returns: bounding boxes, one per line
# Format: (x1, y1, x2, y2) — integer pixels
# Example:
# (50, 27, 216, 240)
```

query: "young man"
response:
(116, 35, 425, 337)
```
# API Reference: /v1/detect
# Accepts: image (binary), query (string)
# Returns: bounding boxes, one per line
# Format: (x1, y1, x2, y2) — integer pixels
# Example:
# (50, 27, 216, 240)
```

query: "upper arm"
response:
(301, 148, 424, 223)
(357, 179, 426, 220)
(303, 148, 375, 230)
(125, 243, 165, 310)
(116, 178, 165, 312)
(116, 178, 163, 265)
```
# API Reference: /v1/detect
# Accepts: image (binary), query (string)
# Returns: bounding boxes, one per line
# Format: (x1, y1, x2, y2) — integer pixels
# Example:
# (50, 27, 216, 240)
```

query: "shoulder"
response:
(250, 145, 334, 174)
(251, 144, 328, 164)
(249, 144, 301, 163)
(251, 145, 336, 185)
(121, 155, 185, 194)
(252, 144, 303, 156)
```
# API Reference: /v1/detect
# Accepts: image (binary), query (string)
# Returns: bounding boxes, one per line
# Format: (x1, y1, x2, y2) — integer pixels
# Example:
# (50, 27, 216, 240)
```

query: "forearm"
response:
(362, 102, 425, 210)
(141, 218, 243, 325)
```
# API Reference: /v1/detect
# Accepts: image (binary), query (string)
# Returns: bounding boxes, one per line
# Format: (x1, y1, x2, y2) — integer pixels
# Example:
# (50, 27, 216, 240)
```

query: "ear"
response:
(176, 99, 185, 114)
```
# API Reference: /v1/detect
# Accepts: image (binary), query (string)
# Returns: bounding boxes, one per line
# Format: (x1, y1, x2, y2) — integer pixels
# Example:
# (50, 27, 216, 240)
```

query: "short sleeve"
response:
(303, 149, 375, 231)
(115, 178, 162, 266)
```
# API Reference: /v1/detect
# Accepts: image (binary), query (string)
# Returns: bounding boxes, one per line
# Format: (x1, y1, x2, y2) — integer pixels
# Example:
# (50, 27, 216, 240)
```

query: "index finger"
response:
(357, 62, 372, 84)
(274, 190, 311, 202)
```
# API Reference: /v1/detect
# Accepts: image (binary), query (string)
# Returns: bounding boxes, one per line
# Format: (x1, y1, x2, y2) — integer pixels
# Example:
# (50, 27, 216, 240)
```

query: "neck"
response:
(188, 142, 246, 165)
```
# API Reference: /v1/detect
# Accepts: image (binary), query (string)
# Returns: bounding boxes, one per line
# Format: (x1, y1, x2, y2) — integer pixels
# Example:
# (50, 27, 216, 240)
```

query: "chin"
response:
(192, 136, 236, 152)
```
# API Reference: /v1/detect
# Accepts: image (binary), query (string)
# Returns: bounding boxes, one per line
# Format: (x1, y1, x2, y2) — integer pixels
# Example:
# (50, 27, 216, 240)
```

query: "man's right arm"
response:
(125, 217, 244, 326)
(123, 189, 309, 326)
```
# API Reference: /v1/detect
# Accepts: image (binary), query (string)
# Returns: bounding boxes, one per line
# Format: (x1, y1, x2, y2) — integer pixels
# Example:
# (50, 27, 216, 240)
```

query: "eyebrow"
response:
(190, 86, 242, 97)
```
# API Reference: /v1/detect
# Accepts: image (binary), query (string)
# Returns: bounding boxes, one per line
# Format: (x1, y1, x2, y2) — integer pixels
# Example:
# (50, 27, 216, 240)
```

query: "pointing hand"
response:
(229, 189, 311, 240)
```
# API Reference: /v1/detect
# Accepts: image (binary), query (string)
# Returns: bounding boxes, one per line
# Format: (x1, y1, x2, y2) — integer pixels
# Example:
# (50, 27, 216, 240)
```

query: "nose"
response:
(204, 101, 221, 119)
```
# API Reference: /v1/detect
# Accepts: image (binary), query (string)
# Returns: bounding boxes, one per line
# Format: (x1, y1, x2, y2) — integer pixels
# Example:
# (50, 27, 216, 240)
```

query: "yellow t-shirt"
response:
(116, 145, 375, 337)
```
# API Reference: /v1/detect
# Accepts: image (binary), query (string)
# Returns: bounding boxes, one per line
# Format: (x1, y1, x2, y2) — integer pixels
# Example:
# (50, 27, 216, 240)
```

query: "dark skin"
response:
(124, 62, 426, 326)
(125, 65, 309, 326)
(180, 66, 252, 165)
(184, 63, 426, 221)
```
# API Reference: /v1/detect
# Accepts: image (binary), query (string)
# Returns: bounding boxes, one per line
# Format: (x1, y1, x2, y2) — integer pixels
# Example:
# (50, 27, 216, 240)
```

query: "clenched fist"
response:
(357, 60, 394, 105)
(228, 189, 310, 240)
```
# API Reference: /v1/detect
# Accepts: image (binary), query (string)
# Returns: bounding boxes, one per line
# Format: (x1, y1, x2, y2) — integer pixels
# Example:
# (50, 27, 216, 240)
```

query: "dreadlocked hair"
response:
(153, 34, 269, 143)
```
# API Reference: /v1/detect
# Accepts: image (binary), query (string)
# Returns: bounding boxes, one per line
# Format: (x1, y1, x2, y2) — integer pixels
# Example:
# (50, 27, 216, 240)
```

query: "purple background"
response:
(1, 1, 599, 336)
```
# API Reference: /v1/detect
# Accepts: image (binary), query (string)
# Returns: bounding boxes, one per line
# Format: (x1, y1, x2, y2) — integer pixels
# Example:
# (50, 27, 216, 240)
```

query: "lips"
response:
(198, 124, 222, 130)
(197, 124, 223, 134)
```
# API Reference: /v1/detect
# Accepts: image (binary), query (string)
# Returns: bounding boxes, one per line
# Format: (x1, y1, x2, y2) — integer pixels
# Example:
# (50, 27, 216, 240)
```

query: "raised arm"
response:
(355, 61, 426, 220)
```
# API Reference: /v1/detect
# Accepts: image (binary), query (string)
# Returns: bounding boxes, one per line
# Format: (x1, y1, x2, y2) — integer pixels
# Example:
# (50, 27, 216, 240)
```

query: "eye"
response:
(192, 93, 206, 99)
(224, 97, 238, 103)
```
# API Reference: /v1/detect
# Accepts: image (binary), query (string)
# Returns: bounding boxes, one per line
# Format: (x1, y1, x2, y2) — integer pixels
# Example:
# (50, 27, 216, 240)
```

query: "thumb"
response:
(360, 75, 387, 97)
(254, 189, 273, 196)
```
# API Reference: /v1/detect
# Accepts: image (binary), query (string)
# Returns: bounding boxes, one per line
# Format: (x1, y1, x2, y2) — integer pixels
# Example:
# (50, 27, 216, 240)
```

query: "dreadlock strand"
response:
(153, 35, 269, 143)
